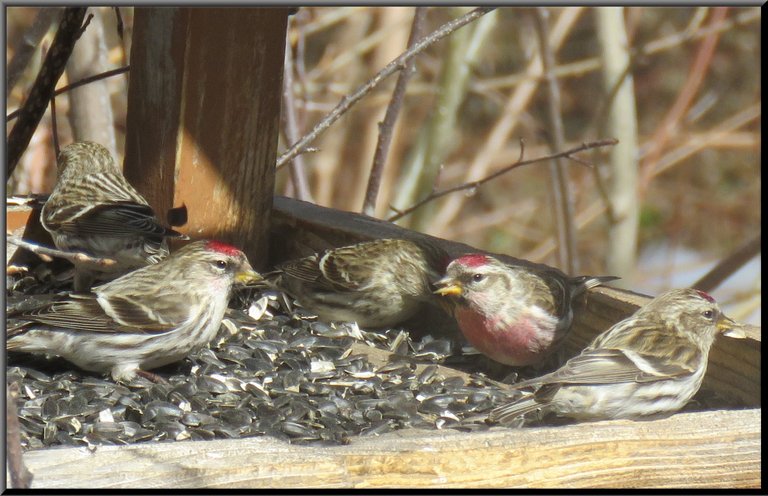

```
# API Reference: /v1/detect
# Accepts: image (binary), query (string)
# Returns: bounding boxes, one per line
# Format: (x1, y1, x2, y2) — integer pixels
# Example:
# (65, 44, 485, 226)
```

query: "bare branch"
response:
(276, 7, 496, 170)
(362, 7, 427, 217)
(693, 235, 761, 293)
(388, 139, 617, 222)
(50, 91, 60, 156)
(7, 66, 130, 123)
(534, 6, 577, 273)
(7, 236, 117, 269)
(640, 7, 729, 192)
(281, 20, 314, 202)
(6, 7, 61, 98)
(7, 7, 89, 176)
(114, 7, 124, 39)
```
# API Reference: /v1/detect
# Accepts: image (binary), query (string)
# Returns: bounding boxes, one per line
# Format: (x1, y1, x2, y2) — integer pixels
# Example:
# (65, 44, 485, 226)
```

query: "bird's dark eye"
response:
(472, 273, 484, 282)
(702, 309, 714, 319)
(214, 260, 228, 269)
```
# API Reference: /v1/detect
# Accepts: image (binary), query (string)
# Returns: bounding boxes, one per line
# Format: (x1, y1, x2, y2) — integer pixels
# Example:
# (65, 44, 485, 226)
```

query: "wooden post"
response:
(123, 8, 289, 268)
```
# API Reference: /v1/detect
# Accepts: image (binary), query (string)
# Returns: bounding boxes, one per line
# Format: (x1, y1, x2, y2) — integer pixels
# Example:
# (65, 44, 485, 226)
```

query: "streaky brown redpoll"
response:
(488, 288, 746, 424)
(41, 141, 187, 291)
(434, 253, 618, 367)
(7, 240, 262, 383)
(274, 238, 449, 328)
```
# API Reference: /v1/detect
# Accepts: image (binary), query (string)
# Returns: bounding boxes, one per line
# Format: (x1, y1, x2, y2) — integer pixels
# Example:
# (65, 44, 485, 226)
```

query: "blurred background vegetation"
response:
(6, 6, 760, 323)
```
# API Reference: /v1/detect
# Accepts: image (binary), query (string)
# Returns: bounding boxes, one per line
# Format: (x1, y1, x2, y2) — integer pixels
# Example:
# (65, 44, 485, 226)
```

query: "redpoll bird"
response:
(7, 240, 262, 382)
(488, 288, 746, 424)
(41, 141, 187, 291)
(275, 238, 449, 328)
(434, 254, 617, 367)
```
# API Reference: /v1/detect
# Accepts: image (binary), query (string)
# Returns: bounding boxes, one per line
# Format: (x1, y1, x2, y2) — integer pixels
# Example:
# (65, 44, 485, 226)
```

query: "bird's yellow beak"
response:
(434, 280, 463, 297)
(717, 314, 746, 338)
(236, 269, 263, 285)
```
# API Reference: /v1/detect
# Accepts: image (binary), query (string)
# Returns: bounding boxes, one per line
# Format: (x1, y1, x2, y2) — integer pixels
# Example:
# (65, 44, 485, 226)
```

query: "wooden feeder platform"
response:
(5, 197, 761, 489)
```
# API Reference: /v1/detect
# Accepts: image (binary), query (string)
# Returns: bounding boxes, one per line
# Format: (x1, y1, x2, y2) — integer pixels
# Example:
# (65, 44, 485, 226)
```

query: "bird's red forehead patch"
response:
(695, 290, 715, 303)
(205, 240, 241, 256)
(457, 253, 491, 268)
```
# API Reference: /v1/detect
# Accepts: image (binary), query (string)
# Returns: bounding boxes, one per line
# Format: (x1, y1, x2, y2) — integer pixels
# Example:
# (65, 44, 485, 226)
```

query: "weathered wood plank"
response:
(13, 409, 760, 488)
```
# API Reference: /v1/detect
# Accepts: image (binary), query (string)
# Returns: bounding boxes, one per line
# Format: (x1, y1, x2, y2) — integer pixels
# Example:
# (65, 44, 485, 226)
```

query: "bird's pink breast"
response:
(454, 306, 548, 366)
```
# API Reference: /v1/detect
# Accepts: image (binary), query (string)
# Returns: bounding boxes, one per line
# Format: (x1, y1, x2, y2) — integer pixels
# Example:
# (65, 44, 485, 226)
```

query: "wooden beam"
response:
(124, 8, 290, 269)
(12, 409, 760, 488)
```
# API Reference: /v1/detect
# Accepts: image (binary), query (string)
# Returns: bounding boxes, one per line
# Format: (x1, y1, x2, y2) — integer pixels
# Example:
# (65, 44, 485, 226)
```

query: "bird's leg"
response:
(135, 369, 169, 384)
(501, 370, 520, 384)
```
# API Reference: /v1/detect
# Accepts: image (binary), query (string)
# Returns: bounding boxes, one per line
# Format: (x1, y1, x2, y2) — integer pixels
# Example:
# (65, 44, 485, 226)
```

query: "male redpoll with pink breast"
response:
(7, 240, 262, 382)
(488, 288, 746, 424)
(275, 238, 448, 328)
(434, 253, 617, 367)
(41, 141, 187, 291)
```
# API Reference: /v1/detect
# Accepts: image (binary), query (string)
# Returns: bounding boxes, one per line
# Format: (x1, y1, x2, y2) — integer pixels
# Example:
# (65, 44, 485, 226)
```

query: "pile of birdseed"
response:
(6, 271, 728, 452)
(7, 285, 519, 451)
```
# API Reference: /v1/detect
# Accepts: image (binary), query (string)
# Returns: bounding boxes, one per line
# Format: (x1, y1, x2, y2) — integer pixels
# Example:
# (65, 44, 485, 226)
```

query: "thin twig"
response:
(471, 8, 758, 95)
(6, 7, 61, 98)
(430, 8, 584, 235)
(77, 12, 94, 37)
(534, 7, 576, 273)
(7, 382, 34, 489)
(401, 7, 498, 232)
(294, 11, 309, 103)
(7, 65, 131, 122)
(525, 102, 758, 263)
(7, 7, 89, 176)
(647, 103, 760, 179)
(114, 7, 124, 39)
(640, 7, 728, 192)
(276, 7, 495, 170)
(362, 7, 427, 216)
(50, 93, 59, 156)
(7, 236, 117, 269)
(388, 139, 616, 222)
(692, 235, 761, 293)
(281, 21, 314, 202)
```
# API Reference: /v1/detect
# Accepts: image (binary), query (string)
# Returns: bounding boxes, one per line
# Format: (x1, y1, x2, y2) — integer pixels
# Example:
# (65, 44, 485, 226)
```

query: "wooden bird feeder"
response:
(7, 197, 762, 489)
(6, 7, 761, 489)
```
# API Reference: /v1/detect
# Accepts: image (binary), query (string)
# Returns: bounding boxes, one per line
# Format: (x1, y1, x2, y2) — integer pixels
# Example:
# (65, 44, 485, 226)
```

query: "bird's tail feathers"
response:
(571, 275, 620, 295)
(488, 395, 544, 425)
(165, 227, 189, 240)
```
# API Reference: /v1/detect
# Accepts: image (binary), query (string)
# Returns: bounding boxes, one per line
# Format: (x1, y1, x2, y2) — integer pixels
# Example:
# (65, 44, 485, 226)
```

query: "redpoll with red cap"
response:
(7, 240, 261, 382)
(435, 253, 618, 367)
